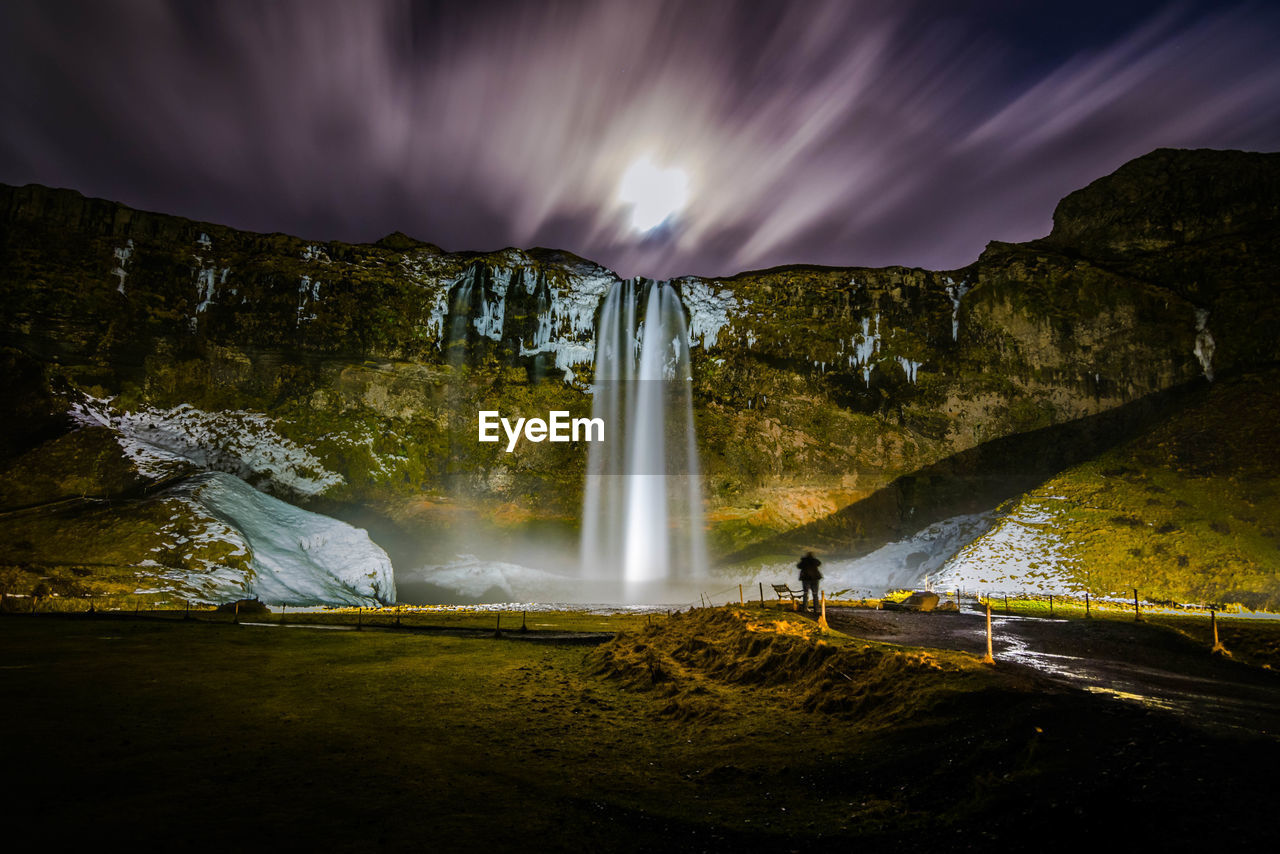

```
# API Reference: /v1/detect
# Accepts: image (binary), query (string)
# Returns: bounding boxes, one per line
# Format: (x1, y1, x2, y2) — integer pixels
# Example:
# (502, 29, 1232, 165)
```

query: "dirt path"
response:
(826, 604, 1280, 737)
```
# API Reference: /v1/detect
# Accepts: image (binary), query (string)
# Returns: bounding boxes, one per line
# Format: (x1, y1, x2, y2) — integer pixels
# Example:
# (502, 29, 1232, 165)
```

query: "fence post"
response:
(759, 582, 764, 605)
(521, 610, 528, 633)
(1049, 595, 1054, 618)
(1004, 595, 1009, 616)
(1133, 588, 1141, 622)
(234, 601, 240, 624)
(280, 603, 286, 623)
(819, 591, 828, 630)
(984, 601, 994, 664)
(493, 611, 501, 636)
(739, 584, 744, 606)
(1210, 609, 1227, 654)
(357, 607, 363, 631)
(1085, 591, 1091, 619)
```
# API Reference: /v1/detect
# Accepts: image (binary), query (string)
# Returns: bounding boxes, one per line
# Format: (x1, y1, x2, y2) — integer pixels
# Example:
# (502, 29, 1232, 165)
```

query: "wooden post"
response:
(234, 601, 239, 624)
(493, 611, 502, 636)
(357, 607, 363, 630)
(520, 610, 528, 633)
(818, 591, 828, 629)
(1133, 588, 1141, 622)
(1085, 591, 1091, 619)
(984, 601, 994, 664)
(1210, 609, 1227, 654)
(1003, 595, 1009, 615)
(280, 603, 286, 623)
(184, 599, 190, 621)
(739, 584, 744, 606)
(759, 582, 765, 606)
(1049, 595, 1054, 618)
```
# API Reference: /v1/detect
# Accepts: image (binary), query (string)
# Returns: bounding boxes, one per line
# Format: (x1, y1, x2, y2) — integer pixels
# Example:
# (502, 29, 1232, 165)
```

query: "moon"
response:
(618, 157, 690, 232)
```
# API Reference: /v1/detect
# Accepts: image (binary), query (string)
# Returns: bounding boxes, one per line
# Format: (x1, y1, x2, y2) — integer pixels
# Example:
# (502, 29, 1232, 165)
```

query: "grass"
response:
(2, 605, 1278, 850)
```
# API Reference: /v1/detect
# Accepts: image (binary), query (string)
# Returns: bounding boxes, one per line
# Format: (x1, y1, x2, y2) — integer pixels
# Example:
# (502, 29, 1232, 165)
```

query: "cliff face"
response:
(0, 148, 1277, 602)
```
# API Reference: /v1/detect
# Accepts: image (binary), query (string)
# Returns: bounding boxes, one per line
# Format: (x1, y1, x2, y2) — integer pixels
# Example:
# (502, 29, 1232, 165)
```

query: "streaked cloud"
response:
(2, 0, 1277, 278)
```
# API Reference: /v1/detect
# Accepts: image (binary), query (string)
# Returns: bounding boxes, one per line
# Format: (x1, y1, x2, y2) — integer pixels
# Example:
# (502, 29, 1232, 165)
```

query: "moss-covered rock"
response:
(1, 147, 1277, 570)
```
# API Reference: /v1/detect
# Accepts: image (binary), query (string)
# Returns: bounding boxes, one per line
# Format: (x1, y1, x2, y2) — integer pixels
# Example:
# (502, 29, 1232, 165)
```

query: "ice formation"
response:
(296, 275, 321, 325)
(944, 277, 970, 342)
(677, 277, 742, 349)
(111, 240, 133, 294)
(149, 471, 389, 604)
(849, 313, 882, 385)
(896, 356, 922, 384)
(1194, 308, 1215, 381)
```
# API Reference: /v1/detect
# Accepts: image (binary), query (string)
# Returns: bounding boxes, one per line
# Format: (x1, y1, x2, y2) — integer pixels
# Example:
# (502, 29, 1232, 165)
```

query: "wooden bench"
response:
(772, 583, 803, 610)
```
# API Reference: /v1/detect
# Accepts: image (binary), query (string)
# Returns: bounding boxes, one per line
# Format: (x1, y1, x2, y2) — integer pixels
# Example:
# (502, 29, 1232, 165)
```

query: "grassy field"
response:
(2, 606, 1277, 851)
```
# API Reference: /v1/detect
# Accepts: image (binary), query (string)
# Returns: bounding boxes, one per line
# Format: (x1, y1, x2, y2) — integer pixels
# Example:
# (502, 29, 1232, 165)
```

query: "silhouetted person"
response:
(798, 551, 822, 613)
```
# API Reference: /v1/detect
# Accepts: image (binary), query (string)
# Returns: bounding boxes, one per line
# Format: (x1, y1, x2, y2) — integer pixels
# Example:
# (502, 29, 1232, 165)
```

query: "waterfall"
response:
(580, 279, 708, 599)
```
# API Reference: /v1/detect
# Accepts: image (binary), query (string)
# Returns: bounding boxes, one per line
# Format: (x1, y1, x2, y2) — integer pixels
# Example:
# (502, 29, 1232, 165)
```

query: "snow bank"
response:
(182, 472, 395, 606)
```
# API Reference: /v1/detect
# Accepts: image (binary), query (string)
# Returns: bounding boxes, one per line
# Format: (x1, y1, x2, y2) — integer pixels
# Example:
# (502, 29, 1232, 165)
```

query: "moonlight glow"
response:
(618, 157, 690, 232)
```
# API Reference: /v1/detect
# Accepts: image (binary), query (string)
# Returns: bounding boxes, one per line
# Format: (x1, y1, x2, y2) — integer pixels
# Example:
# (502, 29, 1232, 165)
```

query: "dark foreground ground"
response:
(2, 608, 1278, 852)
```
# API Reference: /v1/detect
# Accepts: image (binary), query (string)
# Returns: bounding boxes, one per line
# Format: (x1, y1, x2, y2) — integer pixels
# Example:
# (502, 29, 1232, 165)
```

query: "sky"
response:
(3, 0, 1279, 280)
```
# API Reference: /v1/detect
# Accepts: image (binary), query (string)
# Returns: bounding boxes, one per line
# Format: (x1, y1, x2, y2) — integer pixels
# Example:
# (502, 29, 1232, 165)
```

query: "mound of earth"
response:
(589, 606, 1019, 721)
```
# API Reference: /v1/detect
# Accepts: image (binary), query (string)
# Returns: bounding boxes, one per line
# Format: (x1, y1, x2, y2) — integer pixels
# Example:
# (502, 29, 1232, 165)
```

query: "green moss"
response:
(991, 370, 1280, 608)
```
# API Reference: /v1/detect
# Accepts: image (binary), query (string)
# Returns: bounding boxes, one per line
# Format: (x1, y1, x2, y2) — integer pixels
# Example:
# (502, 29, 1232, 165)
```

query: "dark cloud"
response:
(2, 0, 1278, 278)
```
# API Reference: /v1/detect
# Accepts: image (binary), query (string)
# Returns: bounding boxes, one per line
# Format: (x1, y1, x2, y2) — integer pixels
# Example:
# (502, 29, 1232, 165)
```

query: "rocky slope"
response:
(937, 368, 1280, 610)
(0, 147, 1276, 604)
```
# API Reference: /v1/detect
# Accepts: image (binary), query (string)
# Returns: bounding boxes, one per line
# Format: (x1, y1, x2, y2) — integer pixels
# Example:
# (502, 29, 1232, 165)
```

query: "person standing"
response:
(798, 551, 823, 614)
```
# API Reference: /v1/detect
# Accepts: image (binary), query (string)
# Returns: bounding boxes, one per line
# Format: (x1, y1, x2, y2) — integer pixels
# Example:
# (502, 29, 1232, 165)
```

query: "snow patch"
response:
(301, 244, 330, 263)
(69, 395, 343, 496)
(934, 498, 1084, 595)
(896, 356, 922, 384)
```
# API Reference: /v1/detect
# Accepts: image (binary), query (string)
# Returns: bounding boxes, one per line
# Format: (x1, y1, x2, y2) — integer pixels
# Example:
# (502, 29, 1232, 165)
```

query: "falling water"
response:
(580, 279, 708, 600)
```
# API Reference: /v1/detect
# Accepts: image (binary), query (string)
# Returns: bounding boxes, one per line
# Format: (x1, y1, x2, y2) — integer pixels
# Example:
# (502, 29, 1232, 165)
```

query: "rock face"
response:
(0, 147, 1277, 604)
